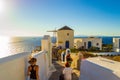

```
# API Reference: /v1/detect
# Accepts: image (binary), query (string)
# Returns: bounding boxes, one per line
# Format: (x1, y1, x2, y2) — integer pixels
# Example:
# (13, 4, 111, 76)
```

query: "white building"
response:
(56, 26, 102, 50)
(74, 37, 102, 50)
(113, 38, 120, 52)
(56, 26, 74, 49)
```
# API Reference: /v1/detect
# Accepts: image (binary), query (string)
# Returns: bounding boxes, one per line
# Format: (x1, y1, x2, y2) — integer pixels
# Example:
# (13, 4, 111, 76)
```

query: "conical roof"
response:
(58, 26, 73, 31)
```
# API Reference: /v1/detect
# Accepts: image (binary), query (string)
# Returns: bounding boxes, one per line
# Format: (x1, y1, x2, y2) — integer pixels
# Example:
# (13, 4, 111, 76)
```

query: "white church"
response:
(55, 26, 102, 50)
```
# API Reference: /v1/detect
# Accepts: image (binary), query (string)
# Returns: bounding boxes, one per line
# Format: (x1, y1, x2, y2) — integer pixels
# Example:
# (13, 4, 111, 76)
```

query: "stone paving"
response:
(49, 59, 80, 80)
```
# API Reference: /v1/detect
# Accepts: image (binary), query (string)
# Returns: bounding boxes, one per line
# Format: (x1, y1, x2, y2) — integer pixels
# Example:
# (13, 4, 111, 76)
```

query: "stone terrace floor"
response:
(49, 59, 80, 80)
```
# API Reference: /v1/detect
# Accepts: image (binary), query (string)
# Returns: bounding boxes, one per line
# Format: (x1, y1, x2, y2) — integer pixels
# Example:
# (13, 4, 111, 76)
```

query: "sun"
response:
(0, 0, 6, 13)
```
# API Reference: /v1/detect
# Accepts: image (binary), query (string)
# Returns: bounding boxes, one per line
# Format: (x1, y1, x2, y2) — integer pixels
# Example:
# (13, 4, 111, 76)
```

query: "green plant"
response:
(82, 52, 97, 58)
(70, 48, 79, 53)
(102, 44, 113, 52)
(113, 56, 120, 62)
(88, 46, 100, 52)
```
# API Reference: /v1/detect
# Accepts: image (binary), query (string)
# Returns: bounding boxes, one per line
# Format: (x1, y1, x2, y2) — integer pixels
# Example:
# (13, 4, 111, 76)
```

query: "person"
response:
(57, 49, 62, 61)
(61, 50, 66, 63)
(27, 58, 39, 80)
(77, 51, 83, 70)
(63, 62, 73, 80)
(66, 52, 72, 66)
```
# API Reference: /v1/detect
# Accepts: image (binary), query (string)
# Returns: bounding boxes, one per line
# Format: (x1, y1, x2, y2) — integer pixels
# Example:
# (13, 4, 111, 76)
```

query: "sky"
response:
(0, 0, 120, 36)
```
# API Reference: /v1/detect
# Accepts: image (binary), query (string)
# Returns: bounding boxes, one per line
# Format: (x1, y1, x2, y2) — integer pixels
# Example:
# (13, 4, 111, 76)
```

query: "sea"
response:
(0, 37, 42, 58)
(0, 36, 120, 58)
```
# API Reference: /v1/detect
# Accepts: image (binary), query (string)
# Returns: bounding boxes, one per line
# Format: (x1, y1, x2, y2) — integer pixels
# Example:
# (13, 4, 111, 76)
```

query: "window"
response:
(67, 33, 69, 36)
(96, 43, 99, 46)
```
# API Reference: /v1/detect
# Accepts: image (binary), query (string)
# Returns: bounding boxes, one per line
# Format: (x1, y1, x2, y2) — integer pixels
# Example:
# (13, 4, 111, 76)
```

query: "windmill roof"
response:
(58, 26, 73, 31)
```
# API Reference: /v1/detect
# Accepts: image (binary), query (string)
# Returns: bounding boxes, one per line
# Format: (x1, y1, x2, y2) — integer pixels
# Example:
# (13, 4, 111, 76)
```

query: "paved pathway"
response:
(49, 59, 80, 80)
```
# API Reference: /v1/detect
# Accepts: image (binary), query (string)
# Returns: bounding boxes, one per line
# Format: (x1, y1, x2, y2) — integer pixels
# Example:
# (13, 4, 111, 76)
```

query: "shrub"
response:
(70, 48, 79, 53)
(113, 56, 120, 62)
(102, 44, 113, 52)
(83, 53, 97, 58)
(88, 46, 100, 52)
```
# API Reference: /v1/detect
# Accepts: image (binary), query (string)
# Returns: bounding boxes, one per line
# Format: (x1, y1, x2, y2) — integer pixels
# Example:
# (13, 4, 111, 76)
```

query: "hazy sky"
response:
(0, 0, 120, 36)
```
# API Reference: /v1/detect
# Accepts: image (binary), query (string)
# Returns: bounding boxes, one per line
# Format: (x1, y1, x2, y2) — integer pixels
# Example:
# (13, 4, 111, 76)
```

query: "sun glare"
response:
(0, 0, 6, 14)
(0, 36, 10, 58)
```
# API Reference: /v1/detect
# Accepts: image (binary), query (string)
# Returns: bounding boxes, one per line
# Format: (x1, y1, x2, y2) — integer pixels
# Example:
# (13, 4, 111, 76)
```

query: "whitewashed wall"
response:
(31, 51, 50, 80)
(0, 51, 52, 80)
(74, 37, 102, 50)
(57, 30, 74, 49)
(0, 52, 30, 80)
(0, 35, 52, 80)
(80, 57, 120, 80)
(113, 38, 120, 52)
(41, 35, 52, 67)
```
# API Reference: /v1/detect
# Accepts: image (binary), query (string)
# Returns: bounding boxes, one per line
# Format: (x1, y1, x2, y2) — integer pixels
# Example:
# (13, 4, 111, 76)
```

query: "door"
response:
(65, 41, 69, 48)
(88, 41, 92, 49)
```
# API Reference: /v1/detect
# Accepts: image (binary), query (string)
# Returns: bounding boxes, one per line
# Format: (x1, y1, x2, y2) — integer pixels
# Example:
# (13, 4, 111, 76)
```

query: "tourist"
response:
(57, 48, 62, 61)
(61, 50, 65, 63)
(63, 62, 73, 80)
(75, 51, 83, 70)
(27, 58, 39, 80)
(66, 51, 73, 66)
(78, 51, 83, 70)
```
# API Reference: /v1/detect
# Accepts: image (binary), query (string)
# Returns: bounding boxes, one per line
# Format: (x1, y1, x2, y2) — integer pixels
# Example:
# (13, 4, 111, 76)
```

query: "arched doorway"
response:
(65, 41, 69, 48)
(88, 41, 92, 49)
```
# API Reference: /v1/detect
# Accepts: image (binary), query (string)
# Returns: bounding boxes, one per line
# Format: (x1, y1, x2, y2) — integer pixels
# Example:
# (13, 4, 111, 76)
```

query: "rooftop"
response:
(86, 57, 120, 77)
(58, 26, 73, 31)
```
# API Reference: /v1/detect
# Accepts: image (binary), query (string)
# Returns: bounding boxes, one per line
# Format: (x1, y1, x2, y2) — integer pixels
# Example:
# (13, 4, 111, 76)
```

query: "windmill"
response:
(47, 28, 57, 44)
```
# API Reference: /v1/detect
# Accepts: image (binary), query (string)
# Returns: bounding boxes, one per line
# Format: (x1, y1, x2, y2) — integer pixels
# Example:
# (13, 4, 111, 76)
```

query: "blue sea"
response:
(0, 36, 120, 58)
(0, 37, 42, 58)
